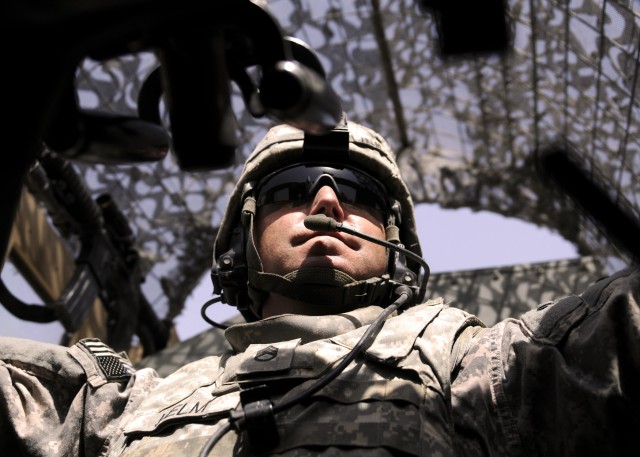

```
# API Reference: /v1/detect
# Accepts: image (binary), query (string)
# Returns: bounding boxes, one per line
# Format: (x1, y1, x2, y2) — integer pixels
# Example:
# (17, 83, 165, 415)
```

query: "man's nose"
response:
(309, 185, 345, 221)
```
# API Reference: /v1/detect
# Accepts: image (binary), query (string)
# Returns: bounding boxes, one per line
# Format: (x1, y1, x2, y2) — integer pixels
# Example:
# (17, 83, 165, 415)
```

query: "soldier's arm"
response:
(0, 337, 158, 456)
(451, 267, 640, 456)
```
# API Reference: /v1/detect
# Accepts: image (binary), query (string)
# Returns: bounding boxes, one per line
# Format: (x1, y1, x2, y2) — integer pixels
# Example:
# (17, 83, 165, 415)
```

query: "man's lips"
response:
(292, 231, 359, 250)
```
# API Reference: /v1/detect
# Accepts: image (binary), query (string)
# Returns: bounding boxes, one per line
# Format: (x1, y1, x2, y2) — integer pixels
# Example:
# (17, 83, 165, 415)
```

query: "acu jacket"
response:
(1, 267, 638, 456)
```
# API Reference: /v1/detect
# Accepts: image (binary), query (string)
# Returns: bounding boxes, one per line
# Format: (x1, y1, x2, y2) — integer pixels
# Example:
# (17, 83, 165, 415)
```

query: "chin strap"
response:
(248, 268, 392, 309)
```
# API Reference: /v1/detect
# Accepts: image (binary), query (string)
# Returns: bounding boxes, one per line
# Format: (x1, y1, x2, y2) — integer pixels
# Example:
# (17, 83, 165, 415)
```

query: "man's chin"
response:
(300, 255, 344, 269)
(296, 257, 372, 280)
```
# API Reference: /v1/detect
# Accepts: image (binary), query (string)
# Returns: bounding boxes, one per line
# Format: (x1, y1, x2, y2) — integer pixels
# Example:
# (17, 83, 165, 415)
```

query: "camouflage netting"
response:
(69, 0, 638, 323)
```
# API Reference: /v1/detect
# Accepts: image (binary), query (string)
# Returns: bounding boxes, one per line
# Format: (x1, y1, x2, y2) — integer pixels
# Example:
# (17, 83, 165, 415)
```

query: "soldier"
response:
(1, 119, 639, 456)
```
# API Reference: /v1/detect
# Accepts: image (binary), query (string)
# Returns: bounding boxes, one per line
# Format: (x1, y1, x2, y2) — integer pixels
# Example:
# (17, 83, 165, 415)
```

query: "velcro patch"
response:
(79, 338, 134, 380)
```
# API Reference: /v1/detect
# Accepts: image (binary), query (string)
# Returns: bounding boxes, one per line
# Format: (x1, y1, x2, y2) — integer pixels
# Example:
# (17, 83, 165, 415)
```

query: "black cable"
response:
(200, 296, 230, 330)
(0, 278, 58, 323)
(197, 418, 234, 457)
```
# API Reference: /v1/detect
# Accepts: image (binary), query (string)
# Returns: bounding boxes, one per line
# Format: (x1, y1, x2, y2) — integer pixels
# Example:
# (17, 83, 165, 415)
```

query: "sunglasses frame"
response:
(254, 164, 390, 214)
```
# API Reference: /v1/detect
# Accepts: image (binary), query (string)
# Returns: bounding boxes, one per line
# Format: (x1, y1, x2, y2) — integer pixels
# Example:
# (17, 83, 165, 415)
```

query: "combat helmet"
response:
(212, 116, 423, 320)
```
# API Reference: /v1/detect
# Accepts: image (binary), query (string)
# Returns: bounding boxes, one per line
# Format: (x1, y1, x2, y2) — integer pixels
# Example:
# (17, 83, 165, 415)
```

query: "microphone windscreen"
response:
(303, 215, 338, 231)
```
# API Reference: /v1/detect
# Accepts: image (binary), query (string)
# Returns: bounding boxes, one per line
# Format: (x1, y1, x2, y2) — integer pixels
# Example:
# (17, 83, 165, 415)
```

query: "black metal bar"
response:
(536, 146, 640, 265)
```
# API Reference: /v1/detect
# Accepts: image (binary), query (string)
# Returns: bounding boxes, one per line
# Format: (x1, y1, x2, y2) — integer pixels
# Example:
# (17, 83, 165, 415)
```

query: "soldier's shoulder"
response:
(0, 336, 85, 381)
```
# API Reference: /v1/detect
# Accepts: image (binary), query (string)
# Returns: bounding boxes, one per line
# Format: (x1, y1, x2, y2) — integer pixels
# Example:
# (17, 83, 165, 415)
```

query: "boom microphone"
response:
(304, 214, 429, 303)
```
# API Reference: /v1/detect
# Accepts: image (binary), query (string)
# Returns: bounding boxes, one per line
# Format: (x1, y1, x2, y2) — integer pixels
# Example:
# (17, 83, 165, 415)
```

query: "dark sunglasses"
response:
(254, 164, 389, 213)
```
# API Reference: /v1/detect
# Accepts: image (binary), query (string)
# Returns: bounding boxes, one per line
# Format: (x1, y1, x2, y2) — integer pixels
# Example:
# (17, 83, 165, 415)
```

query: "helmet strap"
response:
(248, 268, 391, 311)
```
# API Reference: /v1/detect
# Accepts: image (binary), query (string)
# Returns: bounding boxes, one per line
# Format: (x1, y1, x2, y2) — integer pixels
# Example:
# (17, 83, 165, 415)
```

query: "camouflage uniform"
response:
(1, 267, 638, 456)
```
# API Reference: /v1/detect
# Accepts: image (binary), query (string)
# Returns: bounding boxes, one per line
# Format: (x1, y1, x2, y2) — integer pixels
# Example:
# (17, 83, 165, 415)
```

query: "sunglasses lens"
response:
(256, 165, 387, 212)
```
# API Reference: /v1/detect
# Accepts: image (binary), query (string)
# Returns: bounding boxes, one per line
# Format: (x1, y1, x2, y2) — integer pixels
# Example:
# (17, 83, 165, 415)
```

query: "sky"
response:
(1, 202, 579, 345)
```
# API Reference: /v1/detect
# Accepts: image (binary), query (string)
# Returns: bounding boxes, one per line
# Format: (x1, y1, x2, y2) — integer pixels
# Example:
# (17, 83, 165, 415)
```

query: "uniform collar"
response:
(224, 305, 384, 352)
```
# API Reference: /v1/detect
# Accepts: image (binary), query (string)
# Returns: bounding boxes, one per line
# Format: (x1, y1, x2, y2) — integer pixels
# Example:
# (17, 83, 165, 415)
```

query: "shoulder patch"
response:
(78, 338, 134, 381)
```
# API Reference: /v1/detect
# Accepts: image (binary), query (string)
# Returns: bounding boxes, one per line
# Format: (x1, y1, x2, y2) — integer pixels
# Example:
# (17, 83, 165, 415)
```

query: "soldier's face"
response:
(255, 185, 387, 282)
